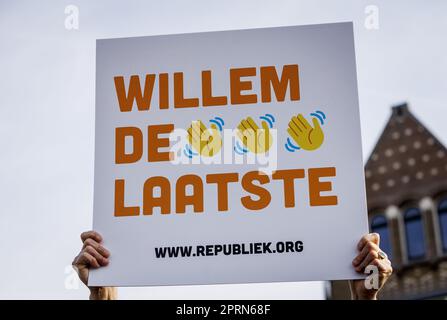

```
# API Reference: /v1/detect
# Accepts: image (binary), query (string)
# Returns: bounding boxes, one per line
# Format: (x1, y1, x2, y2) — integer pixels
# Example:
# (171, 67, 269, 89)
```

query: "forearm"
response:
(89, 287, 118, 300)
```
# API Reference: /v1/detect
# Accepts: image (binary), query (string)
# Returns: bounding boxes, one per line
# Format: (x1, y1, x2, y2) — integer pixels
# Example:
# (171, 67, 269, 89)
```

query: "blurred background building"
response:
(329, 103, 447, 299)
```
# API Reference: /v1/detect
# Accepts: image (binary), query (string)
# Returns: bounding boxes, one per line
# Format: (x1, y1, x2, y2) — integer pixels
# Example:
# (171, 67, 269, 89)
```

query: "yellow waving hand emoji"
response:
(187, 120, 222, 157)
(237, 117, 273, 154)
(287, 114, 324, 151)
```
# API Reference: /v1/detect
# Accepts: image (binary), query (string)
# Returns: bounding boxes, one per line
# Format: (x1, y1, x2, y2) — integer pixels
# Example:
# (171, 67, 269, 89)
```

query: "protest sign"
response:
(90, 22, 368, 286)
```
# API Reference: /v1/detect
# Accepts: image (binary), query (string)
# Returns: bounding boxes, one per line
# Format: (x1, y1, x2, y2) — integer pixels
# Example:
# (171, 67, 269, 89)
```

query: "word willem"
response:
(114, 167, 338, 216)
(114, 65, 300, 112)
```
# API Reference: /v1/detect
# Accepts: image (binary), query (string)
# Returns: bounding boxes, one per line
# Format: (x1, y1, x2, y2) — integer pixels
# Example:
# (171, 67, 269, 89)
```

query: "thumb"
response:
(210, 124, 220, 137)
(261, 121, 270, 132)
(312, 117, 321, 130)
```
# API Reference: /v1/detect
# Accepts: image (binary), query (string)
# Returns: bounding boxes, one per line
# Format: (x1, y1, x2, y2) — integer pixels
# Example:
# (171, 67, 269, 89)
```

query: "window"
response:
(371, 215, 392, 260)
(404, 207, 426, 261)
(438, 198, 447, 253)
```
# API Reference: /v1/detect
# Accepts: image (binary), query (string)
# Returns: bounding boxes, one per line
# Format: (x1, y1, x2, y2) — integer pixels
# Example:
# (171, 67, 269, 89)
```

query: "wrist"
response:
(349, 281, 378, 300)
(89, 287, 117, 300)
(351, 291, 378, 300)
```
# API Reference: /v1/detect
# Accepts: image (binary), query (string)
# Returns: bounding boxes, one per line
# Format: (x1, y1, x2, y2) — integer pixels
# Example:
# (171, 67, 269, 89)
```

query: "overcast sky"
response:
(0, 0, 446, 299)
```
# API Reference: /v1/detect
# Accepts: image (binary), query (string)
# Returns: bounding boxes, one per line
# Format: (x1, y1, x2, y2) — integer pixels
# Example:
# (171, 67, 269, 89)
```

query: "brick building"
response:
(329, 103, 447, 299)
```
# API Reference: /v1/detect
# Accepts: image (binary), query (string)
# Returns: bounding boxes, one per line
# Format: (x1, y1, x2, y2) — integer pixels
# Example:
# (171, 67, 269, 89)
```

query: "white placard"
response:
(90, 22, 368, 286)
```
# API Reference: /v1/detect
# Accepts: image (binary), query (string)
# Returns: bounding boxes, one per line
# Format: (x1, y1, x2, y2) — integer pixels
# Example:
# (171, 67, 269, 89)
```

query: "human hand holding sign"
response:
(72, 231, 117, 300)
(350, 233, 393, 300)
(287, 114, 324, 151)
(237, 117, 273, 154)
(187, 120, 222, 157)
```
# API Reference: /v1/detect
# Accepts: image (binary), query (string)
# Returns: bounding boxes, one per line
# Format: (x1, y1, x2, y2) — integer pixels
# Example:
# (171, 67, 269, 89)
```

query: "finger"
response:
(289, 119, 301, 135)
(187, 126, 192, 138)
(297, 114, 310, 129)
(370, 258, 393, 277)
(237, 123, 251, 142)
(238, 120, 251, 135)
(246, 117, 259, 131)
(84, 245, 109, 266)
(312, 117, 321, 130)
(246, 117, 259, 141)
(82, 238, 110, 258)
(356, 249, 379, 272)
(357, 233, 380, 251)
(236, 130, 248, 146)
(187, 127, 197, 144)
(260, 121, 270, 150)
(187, 127, 193, 144)
(199, 120, 207, 133)
(287, 127, 300, 143)
(261, 121, 269, 131)
(76, 251, 100, 268)
(241, 120, 254, 136)
(236, 126, 246, 140)
(191, 122, 202, 140)
(291, 116, 304, 132)
(237, 123, 246, 134)
(353, 241, 380, 267)
(210, 123, 218, 131)
(191, 121, 202, 133)
(241, 119, 250, 130)
(81, 231, 102, 243)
